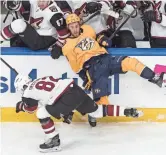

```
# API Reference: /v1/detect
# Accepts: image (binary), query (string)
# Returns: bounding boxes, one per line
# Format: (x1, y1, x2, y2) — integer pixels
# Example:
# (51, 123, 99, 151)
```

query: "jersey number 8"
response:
(35, 76, 58, 92)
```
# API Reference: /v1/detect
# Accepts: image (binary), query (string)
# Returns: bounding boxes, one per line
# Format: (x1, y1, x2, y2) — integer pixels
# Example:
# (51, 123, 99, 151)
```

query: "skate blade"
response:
(39, 146, 62, 153)
(162, 74, 166, 88)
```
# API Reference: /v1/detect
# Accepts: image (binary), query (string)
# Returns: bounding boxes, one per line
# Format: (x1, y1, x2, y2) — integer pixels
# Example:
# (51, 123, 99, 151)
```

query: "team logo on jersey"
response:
(30, 17, 44, 29)
(76, 38, 95, 51)
(94, 88, 101, 94)
(49, 5, 58, 12)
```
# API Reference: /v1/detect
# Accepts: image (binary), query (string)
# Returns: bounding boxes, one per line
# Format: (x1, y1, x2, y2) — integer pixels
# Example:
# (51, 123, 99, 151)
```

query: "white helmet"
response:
(14, 74, 32, 93)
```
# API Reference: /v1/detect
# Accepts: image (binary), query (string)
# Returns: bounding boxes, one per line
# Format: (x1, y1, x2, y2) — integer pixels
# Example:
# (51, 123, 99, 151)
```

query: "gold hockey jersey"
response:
(62, 25, 107, 73)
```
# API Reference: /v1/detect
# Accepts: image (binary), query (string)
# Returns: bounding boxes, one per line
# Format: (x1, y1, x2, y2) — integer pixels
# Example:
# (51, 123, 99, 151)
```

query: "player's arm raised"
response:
(141, 2, 166, 27)
(48, 12, 70, 59)
(48, 1, 72, 59)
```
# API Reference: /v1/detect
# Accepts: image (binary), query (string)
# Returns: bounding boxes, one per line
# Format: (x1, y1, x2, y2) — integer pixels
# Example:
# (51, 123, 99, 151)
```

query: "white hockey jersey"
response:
(69, 0, 108, 34)
(28, 0, 64, 37)
(115, 0, 137, 33)
(150, 0, 166, 38)
(69, 0, 136, 34)
(23, 76, 73, 106)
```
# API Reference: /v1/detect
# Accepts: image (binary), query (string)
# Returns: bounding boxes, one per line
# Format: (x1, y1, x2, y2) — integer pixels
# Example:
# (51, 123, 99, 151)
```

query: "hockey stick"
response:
(3, 10, 18, 24)
(0, 57, 18, 75)
(82, 11, 100, 24)
(109, 7, 137, 39)
(3, 10, 10, 23)
(82, 9, 119, 24)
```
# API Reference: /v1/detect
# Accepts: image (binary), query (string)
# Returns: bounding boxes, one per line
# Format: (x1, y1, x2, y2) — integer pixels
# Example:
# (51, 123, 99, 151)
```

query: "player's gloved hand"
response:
(97, 35, 112, 48)
(49, 41, 64, 59)
(141, 10, 162, 23)
(86, 2, 102, 14)
(3, 0, 21, 11)
(138, 1, 151, 11)
(16, 101, 25, 113)
(62, 112, 74, 124)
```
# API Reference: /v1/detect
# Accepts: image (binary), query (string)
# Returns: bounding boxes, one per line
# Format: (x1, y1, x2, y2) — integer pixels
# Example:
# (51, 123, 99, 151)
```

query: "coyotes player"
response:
(14, 74, 99, 152)
(72, 0, 137, 47)
(141, 0, 166, 47)
(1, 0, 71, 56)
(60, 13, 166, 126)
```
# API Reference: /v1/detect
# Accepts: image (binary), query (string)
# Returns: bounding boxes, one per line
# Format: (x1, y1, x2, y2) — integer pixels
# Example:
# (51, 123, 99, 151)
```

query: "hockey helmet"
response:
(14, 74, 32, 93)
(66, 14, 80, 25)
(3, 0, 22, 11)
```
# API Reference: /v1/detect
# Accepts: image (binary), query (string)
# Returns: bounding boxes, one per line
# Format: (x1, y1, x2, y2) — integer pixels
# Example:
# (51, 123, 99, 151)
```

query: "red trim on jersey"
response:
(1, 32, 8, 40)
(20, 6, 25, 14)
(57, 29, 69, 38)
(53, 81, 74, 104)
(42, 119, 54, 130)
(3, 26, 13, 39)
(61, 8, 72, 14)
(152, 36, 166, 39)
(24, 105, 38, 113)
(74, 3, 87, 16)
(58, 35, 70, 41)
(107, 105, 114, 116)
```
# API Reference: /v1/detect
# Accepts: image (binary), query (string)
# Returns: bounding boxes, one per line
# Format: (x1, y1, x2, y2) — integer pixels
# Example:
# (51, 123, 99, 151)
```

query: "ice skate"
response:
(88, 115, 97, 127)
(149, 72, 166, 88)
(124, 108, 144, 118)
(39, 134, 61, 153)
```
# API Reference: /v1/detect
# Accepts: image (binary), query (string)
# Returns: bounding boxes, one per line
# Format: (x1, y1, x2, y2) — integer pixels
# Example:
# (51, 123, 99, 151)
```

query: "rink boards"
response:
(1, 47, 166, 122)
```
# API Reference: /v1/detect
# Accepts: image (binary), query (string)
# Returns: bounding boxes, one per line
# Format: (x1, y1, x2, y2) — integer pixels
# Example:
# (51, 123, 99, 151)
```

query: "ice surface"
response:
(1, 122, 166, 155)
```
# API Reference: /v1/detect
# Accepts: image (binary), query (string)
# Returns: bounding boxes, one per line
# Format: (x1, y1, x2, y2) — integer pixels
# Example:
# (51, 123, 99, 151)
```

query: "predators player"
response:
(53, 14, 166, 126)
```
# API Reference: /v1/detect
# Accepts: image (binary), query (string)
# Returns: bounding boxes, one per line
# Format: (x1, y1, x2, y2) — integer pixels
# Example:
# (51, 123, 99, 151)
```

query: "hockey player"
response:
(14, 74, 99, 152)
(72, 0, 137, 47)
(140, 0, 166, 48)
(1, 0, 72, 54)
(53, 13, 166, 125)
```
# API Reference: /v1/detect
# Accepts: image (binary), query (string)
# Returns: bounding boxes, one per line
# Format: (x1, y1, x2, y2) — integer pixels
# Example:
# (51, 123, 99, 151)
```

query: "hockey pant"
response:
(1, 19, 56, 50)
(15, 24, 56, 50)
(80, 54, 155, 105)
(45, 83, 98, 119)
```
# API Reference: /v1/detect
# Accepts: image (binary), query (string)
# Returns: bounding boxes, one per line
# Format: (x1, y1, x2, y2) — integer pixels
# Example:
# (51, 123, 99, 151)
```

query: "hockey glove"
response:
(97, 35, 112, 48)
(62, 112, 74, 124)
(16, 101, 25, 113)
(49, 41, 64, 59)
(141, 10, 162, 23)
(86, 2, 102, 14)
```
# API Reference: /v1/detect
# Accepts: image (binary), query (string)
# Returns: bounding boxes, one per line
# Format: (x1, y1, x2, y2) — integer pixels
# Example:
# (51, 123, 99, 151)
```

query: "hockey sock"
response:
(140, 67, 155, 79)
(39, 117, 58, 139)
(103, 105, 120, 116)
